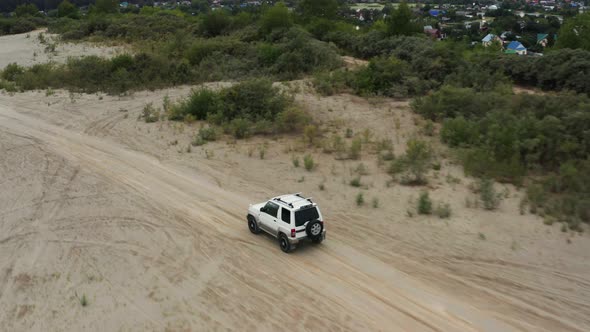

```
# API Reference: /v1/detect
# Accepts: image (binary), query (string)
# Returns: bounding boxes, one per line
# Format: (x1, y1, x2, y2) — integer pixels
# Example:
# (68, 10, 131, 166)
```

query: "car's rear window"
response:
(295, 207, 319, 227)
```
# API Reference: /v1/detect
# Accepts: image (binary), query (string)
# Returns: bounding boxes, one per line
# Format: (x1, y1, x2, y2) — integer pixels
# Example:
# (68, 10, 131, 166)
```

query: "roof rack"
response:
(273, 197, 293, 208)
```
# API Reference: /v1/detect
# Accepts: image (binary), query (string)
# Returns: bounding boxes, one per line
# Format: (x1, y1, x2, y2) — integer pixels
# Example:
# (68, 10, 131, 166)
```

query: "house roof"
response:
(429, 9, 445, 16)
(482, 33, 496, 42)
(537, 33, 549, 42)
(506, 41, 526, 51)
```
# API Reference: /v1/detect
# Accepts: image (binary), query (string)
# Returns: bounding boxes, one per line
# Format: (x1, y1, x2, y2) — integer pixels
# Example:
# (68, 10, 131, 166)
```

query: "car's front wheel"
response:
(248, 215, 261, 234)
(279, 233, 292, 253)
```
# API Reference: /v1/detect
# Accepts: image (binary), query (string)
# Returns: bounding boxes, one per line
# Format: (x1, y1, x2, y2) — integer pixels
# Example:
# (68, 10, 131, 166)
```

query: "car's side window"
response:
(281, 208, 291, 224)
(264, 202, 279, 218)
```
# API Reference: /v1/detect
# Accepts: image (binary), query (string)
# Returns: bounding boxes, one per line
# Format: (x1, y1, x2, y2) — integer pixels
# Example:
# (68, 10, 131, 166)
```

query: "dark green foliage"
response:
(386, 2, 420, 36)
(171, 89, 219, 121)
(415, 85, 590, 223)
(216, 79, 289, 124)
(141, 103, 160, 123)
(57, 0, 79, 19)
(303, 154, 315, 171)
(555, 13, 590, 51)
(482, 48, 590, 94)
(417, 192, 432, 215)
(390, 139, 433, 185)
(299, 0, 339, 19)
(166, 79, 305, 139)
(479, 179, 501, 210)
(15, 4, 40, 18)
(93, 0, 119, 15)
(197, 126, 217, 142)
(356, 192, 365, 206)
(2, 53, 191, 94)
(0, 18, 40, 35)
(1, 63, 24, 81)
(260, 2, 292, 33)
(200, 10, 231, 37)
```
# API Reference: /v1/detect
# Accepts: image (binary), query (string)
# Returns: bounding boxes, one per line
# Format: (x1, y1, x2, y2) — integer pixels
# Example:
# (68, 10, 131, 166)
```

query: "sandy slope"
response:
(0, 89, 589, 332)
(0, 30, 123, 69)
(1, 31, 590, 332)
(0, 98, 514, 332)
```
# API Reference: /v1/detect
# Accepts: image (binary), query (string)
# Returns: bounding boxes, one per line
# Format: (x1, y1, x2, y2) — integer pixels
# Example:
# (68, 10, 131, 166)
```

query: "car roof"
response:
(272, 193, 316, 210)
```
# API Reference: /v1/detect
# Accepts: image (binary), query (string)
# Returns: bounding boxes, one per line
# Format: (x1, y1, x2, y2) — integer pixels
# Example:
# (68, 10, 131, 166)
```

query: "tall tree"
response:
(386, 2, 419, 36)
(57, 0, 79, 18)
(94, 0, 119, 14)
(261, 2, 292, 33)
(14, 4, 40, 17)
(556, 13, 590, 51)
(299, 0, 338, 19)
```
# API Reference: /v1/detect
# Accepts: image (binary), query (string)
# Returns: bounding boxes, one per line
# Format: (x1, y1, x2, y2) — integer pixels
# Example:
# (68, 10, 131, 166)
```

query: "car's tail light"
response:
(291, 229, 296, 238)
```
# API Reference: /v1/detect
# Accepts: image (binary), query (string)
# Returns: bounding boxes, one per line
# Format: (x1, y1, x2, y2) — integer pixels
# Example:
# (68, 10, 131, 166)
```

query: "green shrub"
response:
(80, 294, 88, 307)
(349, 137, 362, 160)
(141, 103, 160, 123)
(292, 156, 300, 168)
(417, 192, 432, 215)
(1, 63, 24, 81)
(345, 128, 353, 138)
(479, 179, 501, 210)
(0, 79, 18, 92)
(372, 198, 379, 208)
(303, 154, 315, 171)
(260, 2, 292, 33)
(350, 176, 361, 187)
(276, 108, 312, 133)
(435, 203, 451, 219)
(198, 126, 217, 142)
(228, 118, 251, 139)
(392, 139, 433, 185)
(192, 135, 206, 146)
(356, 192, 365, 206)
(200, 10, 231, 37)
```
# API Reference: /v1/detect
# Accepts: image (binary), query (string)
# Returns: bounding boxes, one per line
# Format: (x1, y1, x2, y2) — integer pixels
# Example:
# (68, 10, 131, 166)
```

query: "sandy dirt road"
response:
(0, 99, 528, 331)
(0, 90, 590, 331)
(2, 29, 590, 332)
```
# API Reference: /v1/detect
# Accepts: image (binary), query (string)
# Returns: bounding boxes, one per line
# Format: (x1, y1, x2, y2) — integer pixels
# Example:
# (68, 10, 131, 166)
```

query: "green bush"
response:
(200, 10, 231, 37)
(349, 137, 362, 160)
(356, 192, 365, 206)
(1, 63, 24, 81)
(479, 179, 501, 211)
(303, 154, 315, 171)
(141, 103, 160, 123)
(417, 192, 432, 215)
(350, 176, 361, 187)
(198, 126, 217, 142)
(435, 203, 452, 219)
(276, 108, 312, 133)
(392, 139, 433, 185)
(260, 2, 292, 33)
(228, 118, 251, 139)
(171, 89, 220, 121)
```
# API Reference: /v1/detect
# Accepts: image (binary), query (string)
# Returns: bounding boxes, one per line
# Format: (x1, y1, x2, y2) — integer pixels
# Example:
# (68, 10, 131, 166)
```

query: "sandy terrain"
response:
(1, 33, 590, 332)
(0, 30, 124, 69)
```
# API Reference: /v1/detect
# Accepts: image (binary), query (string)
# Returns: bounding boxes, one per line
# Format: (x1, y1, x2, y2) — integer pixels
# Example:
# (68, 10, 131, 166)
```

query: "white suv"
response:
(247, 193, 326, 253)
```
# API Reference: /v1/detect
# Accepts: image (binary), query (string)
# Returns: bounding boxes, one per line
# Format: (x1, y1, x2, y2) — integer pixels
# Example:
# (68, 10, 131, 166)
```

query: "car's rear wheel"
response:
(279, 234, 291, 253)
(248, 215, 261, 234)
(306, 220, 323, 241)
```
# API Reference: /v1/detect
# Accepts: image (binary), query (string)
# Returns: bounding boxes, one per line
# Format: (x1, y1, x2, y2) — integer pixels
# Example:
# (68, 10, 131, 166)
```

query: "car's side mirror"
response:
(260, 207, 265, 213)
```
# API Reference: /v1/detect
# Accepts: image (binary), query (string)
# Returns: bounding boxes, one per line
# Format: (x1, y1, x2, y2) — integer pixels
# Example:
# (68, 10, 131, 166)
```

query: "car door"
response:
(259, 202, 280, 236)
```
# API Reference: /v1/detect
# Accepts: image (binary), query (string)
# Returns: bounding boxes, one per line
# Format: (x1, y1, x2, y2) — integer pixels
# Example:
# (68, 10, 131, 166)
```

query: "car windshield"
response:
(295, 207, 319, 227)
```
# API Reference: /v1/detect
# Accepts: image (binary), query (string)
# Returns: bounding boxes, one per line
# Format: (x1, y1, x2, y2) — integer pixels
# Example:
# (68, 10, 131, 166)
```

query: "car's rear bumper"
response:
(288, 230, 326, 244)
